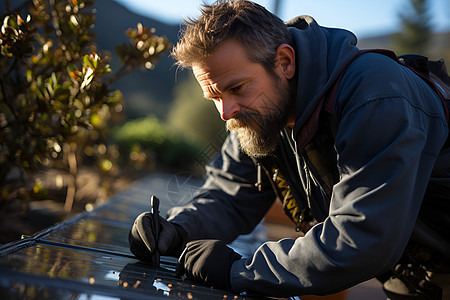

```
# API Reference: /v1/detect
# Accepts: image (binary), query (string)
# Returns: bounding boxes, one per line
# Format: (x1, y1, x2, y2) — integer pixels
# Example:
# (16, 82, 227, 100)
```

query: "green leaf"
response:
(83, 54, 93, 68)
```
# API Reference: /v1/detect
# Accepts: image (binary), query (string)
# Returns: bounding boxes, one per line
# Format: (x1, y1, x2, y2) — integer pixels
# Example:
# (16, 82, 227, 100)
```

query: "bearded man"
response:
(128, 1, 450, 298)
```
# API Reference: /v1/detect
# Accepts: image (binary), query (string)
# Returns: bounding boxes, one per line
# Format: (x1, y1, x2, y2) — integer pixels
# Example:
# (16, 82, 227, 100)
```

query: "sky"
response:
(114, 0, 450, 39)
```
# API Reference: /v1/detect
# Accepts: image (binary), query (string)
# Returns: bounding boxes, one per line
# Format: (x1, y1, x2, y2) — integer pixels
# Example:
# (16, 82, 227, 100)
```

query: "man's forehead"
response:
(192, 65, 226, 96)
(192, 65, 213, 85)
(192, 40, 254, 79)
(194, 39, 249, 65)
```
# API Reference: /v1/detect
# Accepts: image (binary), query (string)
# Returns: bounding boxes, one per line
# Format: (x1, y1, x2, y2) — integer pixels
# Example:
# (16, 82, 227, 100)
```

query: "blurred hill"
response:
(357, 31, 450, 61)
(93, 0, 185, 120)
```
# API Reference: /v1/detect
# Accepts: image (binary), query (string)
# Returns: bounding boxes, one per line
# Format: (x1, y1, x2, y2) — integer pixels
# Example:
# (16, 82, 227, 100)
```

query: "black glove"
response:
(128, 212, 187, 262)
(176, 239, 242, 291)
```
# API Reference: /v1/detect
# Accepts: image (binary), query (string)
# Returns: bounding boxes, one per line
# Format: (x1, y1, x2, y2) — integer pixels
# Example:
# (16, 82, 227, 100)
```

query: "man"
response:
(128, 0, 450, 298)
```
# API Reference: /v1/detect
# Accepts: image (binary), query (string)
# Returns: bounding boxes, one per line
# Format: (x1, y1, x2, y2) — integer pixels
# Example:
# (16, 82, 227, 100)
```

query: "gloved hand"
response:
(176, 239, 242, 291)
(128, 212, 187, 262)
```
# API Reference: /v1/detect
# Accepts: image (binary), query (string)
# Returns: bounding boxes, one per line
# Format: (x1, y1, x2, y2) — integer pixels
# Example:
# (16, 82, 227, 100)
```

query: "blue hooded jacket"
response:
(167, 16, 450, 296)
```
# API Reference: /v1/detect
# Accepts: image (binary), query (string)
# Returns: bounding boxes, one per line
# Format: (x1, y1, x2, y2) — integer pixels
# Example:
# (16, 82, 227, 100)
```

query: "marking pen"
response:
(151, 195, 160, 268)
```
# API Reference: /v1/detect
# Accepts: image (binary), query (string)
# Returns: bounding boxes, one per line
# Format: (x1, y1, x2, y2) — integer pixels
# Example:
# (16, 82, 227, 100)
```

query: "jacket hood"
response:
(286, 16, 359, 138)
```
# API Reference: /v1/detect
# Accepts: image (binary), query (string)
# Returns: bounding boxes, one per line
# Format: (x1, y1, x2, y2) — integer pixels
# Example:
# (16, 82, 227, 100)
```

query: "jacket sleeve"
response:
(230, 54, 449, 296)
(166, 132, 276, 244)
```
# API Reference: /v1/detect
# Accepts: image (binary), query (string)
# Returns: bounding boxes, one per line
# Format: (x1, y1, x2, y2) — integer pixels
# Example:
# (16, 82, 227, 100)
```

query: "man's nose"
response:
(218, 97, 240, 121)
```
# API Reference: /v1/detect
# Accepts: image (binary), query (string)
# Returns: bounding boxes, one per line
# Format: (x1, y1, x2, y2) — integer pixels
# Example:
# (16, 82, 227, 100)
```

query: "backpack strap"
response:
(323, 49, 399, 116)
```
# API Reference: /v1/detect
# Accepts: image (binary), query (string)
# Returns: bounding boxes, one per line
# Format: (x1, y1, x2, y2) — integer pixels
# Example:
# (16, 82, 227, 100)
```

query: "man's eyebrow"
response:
(220, 77, 249, 92)
(203, 76, 250, 99)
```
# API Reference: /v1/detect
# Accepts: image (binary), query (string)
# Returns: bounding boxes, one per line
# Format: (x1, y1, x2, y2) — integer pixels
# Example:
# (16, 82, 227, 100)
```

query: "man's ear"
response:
(275, 44, 296, 80)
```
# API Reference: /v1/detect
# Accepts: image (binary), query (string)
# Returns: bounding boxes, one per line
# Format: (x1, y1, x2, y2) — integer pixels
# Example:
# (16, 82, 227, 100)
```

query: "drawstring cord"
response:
(255, 162, 262, 191)
(302, 159, 312, 210)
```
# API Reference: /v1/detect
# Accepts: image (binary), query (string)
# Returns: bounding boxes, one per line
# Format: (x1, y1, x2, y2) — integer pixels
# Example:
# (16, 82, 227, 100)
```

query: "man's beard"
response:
(226, 79, 292, 158)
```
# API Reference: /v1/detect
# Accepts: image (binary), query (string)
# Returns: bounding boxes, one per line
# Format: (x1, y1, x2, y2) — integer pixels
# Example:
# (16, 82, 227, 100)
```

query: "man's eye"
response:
(231, 84, 244, 93)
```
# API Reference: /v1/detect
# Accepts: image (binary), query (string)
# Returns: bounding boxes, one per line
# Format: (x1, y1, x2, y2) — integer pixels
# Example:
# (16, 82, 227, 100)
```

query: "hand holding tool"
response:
(129, 196, 188, 262)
